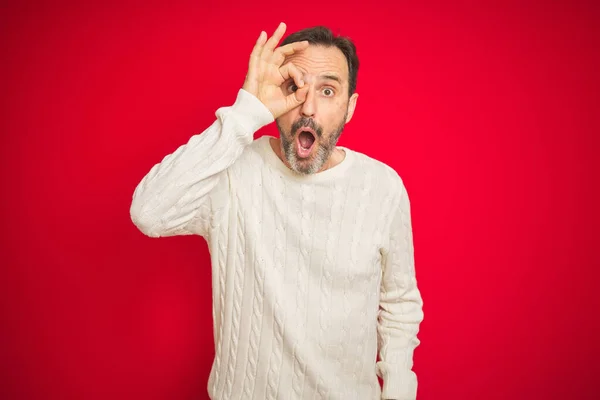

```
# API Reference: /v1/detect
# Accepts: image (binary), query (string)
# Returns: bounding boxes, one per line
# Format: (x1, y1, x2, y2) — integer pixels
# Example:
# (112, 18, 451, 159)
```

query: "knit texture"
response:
(130, 89, 424, 400)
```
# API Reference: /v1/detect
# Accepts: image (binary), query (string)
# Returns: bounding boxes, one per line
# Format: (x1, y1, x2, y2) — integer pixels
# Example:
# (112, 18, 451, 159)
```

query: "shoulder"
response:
(228, 135, 271, 177)
(346, 146, 407, 196)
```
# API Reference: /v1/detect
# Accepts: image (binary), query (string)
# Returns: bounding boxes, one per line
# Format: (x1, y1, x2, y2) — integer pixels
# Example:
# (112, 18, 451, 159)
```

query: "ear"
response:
(345, 93, 359, 123)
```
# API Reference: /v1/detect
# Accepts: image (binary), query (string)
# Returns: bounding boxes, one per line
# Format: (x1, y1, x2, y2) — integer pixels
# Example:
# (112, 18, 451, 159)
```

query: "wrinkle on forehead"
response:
(282, 45, 348, 84)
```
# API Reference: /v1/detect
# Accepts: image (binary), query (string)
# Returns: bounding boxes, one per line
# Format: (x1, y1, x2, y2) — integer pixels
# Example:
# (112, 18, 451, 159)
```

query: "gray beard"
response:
(276, 114, 347, 175)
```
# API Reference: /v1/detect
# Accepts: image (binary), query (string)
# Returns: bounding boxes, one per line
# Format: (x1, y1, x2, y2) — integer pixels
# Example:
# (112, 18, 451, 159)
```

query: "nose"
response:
(300, 82, 316, 118)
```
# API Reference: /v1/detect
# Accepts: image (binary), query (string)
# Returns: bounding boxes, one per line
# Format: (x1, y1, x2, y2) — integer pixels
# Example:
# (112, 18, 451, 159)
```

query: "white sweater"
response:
(130, 89, 424, 400)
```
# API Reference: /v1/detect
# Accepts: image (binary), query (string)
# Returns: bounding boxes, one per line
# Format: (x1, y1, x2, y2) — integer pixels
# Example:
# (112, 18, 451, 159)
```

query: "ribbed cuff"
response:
(380, 367, 417, 400)
(229, 89, 274, 135)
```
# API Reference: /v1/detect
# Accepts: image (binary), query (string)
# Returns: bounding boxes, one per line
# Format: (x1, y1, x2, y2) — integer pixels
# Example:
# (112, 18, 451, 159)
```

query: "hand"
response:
(242, 22, 310, 119)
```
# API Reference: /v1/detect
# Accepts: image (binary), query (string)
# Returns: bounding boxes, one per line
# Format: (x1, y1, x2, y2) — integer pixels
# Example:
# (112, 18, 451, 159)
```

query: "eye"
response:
(322, 87, 335, 97)
(287, 82, 298, 92)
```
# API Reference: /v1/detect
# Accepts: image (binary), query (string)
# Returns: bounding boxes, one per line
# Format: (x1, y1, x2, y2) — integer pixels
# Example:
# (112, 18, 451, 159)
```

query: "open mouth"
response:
(296, 128, 316, 159)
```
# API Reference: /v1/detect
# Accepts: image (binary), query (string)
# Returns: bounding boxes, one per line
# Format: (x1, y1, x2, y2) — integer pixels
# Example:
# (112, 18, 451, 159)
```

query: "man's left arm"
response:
(377, 180, 424, 400)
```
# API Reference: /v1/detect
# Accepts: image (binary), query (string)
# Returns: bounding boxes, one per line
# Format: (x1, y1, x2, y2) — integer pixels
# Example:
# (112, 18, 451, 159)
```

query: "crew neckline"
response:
(258, 135, 355, 183)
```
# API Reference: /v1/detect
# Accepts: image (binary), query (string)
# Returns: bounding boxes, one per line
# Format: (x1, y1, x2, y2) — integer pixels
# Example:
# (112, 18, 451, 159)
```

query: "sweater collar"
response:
(258, 135, 355, 183)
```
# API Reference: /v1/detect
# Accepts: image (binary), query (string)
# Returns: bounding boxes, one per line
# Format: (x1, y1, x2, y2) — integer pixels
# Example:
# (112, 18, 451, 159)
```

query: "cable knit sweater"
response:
(130, 89, 424, 400)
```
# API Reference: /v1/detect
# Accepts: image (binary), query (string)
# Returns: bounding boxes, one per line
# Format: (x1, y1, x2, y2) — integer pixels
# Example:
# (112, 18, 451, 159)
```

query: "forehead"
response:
(282, 44, 348, 84)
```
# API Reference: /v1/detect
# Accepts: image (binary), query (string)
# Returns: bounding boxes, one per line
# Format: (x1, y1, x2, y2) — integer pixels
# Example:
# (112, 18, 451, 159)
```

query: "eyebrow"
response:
(318, 74, 342, 85)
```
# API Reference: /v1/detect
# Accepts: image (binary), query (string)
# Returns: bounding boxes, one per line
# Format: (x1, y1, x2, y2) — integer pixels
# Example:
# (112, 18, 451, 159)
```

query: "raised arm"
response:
(129, 90, 271, 238)
(377, 179, 424, 400)
(130, 22, 310, 238)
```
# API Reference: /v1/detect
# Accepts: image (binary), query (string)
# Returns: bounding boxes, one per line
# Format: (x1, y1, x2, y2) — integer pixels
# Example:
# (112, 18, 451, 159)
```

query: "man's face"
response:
(276, 44, 358, 175)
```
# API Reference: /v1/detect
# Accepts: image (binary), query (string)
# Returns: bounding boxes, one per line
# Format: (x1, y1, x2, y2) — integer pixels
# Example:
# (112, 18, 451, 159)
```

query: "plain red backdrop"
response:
(1, 0, 598, 399)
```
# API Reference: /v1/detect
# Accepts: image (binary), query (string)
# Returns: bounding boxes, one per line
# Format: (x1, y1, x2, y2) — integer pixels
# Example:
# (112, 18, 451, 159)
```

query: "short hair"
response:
(280, 26, 359, 97)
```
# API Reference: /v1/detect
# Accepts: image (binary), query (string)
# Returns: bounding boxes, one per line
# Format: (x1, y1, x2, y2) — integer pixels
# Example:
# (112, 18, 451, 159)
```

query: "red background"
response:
(1, 1, 598, 399)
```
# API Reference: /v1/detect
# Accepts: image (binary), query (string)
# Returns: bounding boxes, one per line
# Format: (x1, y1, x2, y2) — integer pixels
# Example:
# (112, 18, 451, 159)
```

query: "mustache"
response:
(291, 117, 323, 138)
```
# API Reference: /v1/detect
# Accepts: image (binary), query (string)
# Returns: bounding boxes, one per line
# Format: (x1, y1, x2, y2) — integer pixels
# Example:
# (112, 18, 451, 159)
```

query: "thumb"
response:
(285, 85, 308, 110)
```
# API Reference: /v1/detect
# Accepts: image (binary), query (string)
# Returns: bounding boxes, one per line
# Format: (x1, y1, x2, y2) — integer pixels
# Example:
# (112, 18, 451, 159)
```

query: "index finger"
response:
(279, 62, 305, 88)
(271, 41, 309, 65)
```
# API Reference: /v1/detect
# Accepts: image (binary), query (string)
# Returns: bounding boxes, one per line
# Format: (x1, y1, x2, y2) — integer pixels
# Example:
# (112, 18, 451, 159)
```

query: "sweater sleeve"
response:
(130, 89, 274, 238)
(376, 179, 424, 400)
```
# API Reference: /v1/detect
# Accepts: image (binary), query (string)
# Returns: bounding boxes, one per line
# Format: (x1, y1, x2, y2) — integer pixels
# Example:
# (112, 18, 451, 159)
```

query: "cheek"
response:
(319, 96, 346, 111)
(320, 101, 347, 124)
(277, 112, 295, 130)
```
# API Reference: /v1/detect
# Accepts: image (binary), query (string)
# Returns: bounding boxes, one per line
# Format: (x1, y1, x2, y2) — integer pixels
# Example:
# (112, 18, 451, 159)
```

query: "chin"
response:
(291, 160, 318, 175)
(286, 147, 326, 175)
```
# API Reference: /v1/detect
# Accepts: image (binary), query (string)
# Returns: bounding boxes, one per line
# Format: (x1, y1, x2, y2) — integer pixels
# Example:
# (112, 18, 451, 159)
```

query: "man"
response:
(130, 22, 424, 400)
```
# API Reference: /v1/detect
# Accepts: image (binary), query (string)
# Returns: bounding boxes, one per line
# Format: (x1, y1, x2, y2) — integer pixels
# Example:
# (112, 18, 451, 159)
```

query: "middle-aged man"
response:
(130, 22, 424, 400)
